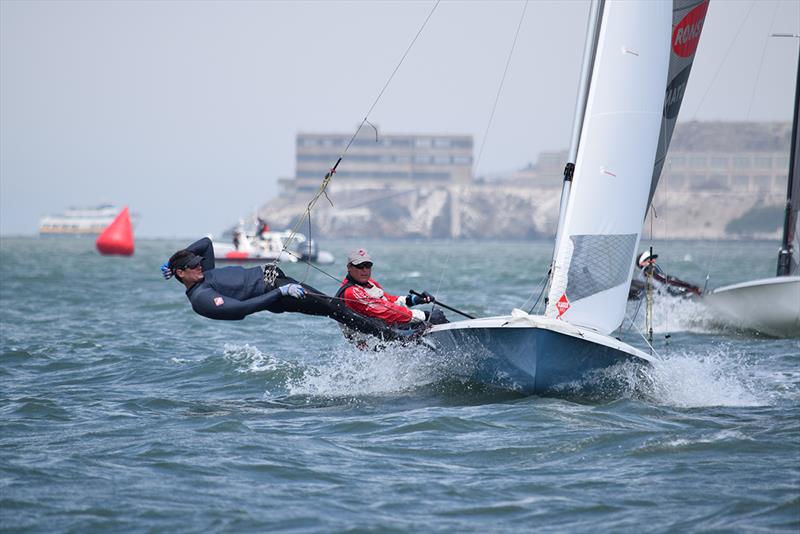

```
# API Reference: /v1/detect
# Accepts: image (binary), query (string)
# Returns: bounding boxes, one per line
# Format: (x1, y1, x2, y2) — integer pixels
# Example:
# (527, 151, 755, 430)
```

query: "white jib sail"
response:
(545, 0, 671, 334)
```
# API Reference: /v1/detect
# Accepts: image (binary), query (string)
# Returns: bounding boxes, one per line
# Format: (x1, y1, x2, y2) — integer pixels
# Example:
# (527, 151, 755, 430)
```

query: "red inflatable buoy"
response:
(96, 206, 135, 256)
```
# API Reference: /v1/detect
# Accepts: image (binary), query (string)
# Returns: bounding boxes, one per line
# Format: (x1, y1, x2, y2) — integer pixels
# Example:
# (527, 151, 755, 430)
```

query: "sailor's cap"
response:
(347, 248, 372, 266)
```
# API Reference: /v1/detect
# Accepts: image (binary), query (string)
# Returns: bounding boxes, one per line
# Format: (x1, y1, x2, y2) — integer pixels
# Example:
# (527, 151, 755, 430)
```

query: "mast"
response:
(777, 37, 800, 276)
(550, 0, 604, 276)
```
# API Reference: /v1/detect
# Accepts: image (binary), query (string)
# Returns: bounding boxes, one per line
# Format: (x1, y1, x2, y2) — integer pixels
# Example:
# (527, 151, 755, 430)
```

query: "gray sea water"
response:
(1, 236, 798, 532)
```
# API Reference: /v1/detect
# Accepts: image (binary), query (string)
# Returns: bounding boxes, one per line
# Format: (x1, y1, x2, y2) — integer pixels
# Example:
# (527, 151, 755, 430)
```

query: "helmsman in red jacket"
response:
(336, 248, 446, 329)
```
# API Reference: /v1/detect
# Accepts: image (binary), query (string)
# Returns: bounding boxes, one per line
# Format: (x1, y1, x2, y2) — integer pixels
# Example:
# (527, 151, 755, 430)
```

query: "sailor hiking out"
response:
(628, 250, 702, 301)
(161, 237, 405, 339)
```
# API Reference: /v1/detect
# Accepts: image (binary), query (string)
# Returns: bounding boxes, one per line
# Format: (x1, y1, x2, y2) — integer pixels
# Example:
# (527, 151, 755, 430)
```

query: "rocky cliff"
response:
(257, 182, 784, 240)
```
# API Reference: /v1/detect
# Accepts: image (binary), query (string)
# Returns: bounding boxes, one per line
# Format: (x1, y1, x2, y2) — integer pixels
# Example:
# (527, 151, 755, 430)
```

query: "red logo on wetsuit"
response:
(214, 297, 224, 307)
(556, 294, 570, 318)
(672, 0, 708, 58)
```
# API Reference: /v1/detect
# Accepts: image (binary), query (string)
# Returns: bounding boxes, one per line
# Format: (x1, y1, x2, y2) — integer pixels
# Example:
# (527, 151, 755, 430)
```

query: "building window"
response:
(689, 156, 707, 167)
(754, 156, 772, 169)
(710, 157, 728, 169)
(667, 174, 685, 187)
(692, 175, 726, 191)
(433, 138, 451, 148)
(753, 175, 771, 190)
(776, 157, 789, 171)
(433, 156, 450, 165)
(732, 174, 749, 188)
(732, 156, 751, 169)
(452, 156, 472, 165)
(414, 138, 432, 148)
(412, 171, 449, 181)
(670, 156, 686, 166)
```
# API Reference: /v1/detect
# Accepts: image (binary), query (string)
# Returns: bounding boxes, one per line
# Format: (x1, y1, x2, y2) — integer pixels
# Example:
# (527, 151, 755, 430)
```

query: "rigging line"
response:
(431, 244, 454, 316)
(474, 0, 529, 175)
(745, 1, 781, 119)
(525, 272, 549, 314)
(346, 0, 441, 154)
(688, 0, 757, 120)
(274, 0, 442, 261)
(299, 211, 313, 284)
(284, 251, 342, 284)
(627, 315, 662, 361)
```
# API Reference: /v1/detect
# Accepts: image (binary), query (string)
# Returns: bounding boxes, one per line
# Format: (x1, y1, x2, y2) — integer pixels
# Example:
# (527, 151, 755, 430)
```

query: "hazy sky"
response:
(1, 0, 798, 238)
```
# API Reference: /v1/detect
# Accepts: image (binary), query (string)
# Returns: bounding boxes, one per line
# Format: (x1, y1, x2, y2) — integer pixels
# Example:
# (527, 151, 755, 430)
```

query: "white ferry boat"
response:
(38, 204, 138, 235)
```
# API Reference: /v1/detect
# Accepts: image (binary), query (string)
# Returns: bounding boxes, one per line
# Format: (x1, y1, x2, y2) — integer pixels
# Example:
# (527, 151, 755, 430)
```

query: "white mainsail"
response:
(545, 1, 671, 333)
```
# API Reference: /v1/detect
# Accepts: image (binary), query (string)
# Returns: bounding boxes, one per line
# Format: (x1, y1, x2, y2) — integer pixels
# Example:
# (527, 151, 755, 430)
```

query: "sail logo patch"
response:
(672, 0, 708, 58)
(664, 65, 691, 119)
(556, 294, 570, 318)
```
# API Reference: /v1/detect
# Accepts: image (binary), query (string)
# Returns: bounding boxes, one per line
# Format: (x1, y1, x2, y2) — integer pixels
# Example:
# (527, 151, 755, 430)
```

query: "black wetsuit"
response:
(180, 238, 401, 338)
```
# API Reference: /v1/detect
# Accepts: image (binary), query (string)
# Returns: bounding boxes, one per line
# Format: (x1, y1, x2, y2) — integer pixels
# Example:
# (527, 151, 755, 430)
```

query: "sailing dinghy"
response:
(423, 0, 707, 395)
(701, 40, 800, 338)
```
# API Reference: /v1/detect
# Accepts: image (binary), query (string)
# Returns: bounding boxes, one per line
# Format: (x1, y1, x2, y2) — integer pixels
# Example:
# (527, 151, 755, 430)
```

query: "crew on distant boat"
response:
(336, 248, 447, 341)
(256, 217, 270, 239)
(628, 250, 702, 300)
(161, 237, 403, 338)
(232, 220, 244, 251)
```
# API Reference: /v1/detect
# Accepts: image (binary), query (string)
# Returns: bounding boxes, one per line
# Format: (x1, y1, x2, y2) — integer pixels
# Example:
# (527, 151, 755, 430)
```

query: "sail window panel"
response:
(565, 234, 637, 302)
(776, 157, 790, 171)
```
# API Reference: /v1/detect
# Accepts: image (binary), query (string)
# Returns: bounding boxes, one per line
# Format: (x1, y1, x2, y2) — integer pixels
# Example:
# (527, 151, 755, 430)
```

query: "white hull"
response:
(213, 242, 297, 264)
(702, 276, 800, 337)
(423, 310, 654, 396)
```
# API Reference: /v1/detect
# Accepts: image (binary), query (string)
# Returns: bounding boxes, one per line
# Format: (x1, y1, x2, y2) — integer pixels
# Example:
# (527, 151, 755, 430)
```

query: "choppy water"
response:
(1, 236, 798, 532)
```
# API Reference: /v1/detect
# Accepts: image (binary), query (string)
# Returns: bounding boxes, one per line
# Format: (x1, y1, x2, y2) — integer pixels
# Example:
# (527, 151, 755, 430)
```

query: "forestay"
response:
(545, 1, 671, 334)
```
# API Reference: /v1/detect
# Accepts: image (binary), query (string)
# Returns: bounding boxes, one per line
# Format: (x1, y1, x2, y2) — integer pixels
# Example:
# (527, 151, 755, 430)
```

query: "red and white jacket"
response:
(337, 276, 425, 326)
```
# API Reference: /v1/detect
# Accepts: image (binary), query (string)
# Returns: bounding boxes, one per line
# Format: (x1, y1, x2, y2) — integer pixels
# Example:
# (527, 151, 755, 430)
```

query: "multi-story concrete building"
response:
(261, 121, 790, 239)
(509, 121, 791, 195)
(278, 129, 473, 197)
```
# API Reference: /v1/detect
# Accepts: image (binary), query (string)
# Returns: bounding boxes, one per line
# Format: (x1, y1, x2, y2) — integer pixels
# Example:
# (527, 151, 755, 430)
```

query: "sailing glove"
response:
(160, 262, 174, 280)
(279, 283, 305, 299)
(406, 291, 435, 306)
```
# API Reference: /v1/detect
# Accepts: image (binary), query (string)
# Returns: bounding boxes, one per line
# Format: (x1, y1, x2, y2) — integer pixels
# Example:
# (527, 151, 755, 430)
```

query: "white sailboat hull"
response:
(423, 312, 654, 396)
(702, 276, 800, 337)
